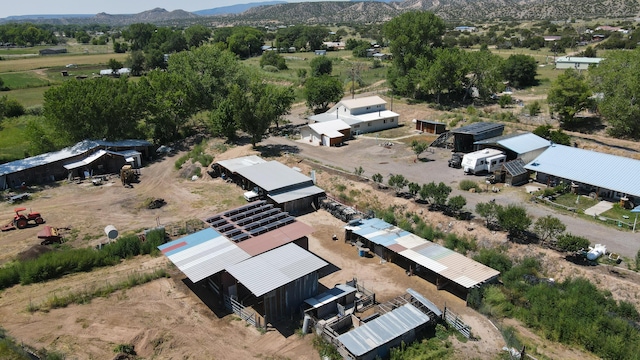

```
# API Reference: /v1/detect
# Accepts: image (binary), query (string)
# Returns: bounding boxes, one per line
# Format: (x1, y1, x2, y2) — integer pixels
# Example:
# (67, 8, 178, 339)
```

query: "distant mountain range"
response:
(1, 0, 638, 25)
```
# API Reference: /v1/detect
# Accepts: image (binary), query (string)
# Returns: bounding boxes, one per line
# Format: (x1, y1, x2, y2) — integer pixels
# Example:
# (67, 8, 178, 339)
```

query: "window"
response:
(383, 119, 387, 123)
(368, 122, 372, 126)
(354, 124, 360, 128)
(366, 106, 371, 110)
(391, 118, 395, 122)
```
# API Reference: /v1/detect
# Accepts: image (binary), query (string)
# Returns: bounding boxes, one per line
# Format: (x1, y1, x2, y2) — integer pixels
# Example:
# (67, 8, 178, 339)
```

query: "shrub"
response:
(443, 233, 476, 255)
(459, 179, 480, 192)
(262, 65, 279, 72)
(473, 248, 513, 273)
(113, 344, 136, 355)
(556, 233, 590, 252)
(499, 95, 513, 108)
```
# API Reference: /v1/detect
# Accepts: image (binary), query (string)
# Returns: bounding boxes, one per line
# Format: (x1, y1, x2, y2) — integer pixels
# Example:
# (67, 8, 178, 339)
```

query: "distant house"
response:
(39, 47, 67, 55)
(309, 96, 400, 135)
(322, 41, 345, 50)
(314, 50, 327, 56)
(555, 56, 604, 70)
(372, 53, 391, 60)
(99, 68, 131, 76)
(454, 26, 477, 32)
(543, 35, 562, 42)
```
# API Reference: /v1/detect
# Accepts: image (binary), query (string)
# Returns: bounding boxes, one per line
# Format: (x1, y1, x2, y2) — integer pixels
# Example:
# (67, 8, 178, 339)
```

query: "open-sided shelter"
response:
(450, 122, 504, 153)
(345, 218, 500, 299)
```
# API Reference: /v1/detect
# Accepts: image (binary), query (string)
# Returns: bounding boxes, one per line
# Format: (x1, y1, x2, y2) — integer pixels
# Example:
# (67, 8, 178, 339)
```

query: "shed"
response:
(413, 119, 446, 134)
(314, 49, 327, 56)
(450, 122, 504, 153)
(501, 159, 529, 186)
(335, 303, 430, 360)
(299, 119, 351, 146)
(555, 56, 603, 70)
(225, 243, 327, 320)
(304, 284, 357, 319)
(525, 144, 640, 203)
(345, 218, 500, 299)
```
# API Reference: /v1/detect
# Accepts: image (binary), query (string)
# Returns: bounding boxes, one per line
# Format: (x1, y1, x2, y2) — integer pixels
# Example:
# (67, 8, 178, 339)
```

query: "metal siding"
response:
(268, 185, 325, 204)
(525, 144, 640, 198)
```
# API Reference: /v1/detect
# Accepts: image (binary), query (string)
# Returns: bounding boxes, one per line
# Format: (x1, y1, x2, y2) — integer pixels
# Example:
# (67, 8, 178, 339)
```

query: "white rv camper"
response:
(461, 148, 506, 174)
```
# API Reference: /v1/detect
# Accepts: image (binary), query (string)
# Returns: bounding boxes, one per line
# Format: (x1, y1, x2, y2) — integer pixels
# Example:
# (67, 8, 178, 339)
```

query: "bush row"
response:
(0, 229, 167, 290)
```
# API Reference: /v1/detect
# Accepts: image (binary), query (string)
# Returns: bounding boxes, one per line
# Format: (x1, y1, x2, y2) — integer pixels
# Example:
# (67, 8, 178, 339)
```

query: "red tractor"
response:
(13, 207, 45, 229)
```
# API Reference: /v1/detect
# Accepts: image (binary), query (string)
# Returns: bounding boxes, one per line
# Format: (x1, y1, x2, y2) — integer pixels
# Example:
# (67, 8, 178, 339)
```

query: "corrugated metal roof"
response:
(215, 155, 267, 173)
(304, 284, 357, 309)
(0, 139, 150, 176)
(555, 56, 603, 64)
(348, 218, 500, 288)
(63, 149, 139, 170)
(308, 119, 350, 138)
(158, 228, 250, 283)
(406, 288, 442, 317)
(235, 161, 314, 192)
(474, 132, 550, 155)
(525, 144, 640, 198)
(451, 122, 504, 136)
(236, 221, 314, 256)
(225, 243, 327, 297)
(268, 185, 325, 204)
(336, 304, 429, 357)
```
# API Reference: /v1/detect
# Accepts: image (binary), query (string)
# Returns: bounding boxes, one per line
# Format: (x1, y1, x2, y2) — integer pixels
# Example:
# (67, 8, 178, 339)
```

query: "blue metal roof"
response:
(336, 304, 429, 357)
(525, 144, 640, 198)
(351, 218, 411, 246)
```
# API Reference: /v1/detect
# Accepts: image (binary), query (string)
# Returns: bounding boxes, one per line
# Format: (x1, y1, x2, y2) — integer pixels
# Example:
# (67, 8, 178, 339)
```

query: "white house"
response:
(555, 56, 603, 70)
(299, 119, 350, 147)
(308, 96, 399, 135)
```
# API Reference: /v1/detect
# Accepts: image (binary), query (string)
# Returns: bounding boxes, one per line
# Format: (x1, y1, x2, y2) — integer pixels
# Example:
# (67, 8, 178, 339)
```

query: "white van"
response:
(461, 148, 506, 174)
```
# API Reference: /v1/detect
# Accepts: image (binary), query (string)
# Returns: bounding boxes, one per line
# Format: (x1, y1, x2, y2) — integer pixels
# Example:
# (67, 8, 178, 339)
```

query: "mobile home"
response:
(462, 148, 506, 174)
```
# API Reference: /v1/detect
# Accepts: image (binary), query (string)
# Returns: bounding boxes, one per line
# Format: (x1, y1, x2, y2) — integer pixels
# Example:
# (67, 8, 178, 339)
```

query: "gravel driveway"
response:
(262, 134, 640, 258)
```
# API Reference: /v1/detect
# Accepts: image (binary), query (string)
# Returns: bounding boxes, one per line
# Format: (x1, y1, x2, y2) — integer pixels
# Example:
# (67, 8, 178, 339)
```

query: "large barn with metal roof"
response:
(525, 144, 640, 205)
(474, 132, 551, 164)
(159, 201, 325, 321)
(0, 139, 152, 190)
(212, 156, 326, 215)
(345, 218, 500, 300)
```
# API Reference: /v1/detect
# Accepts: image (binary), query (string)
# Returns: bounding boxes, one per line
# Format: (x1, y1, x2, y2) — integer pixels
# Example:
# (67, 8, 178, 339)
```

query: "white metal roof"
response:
(268, 185, 325, 204)
(304, 284, 357, 309)
(336, 303, 430, 357)
(475, 132, 550, 155)
(158, 228, 251, 283)
(215, 155, 267, 173)
(555, 56, 604, 64)
(63, 149, 140, 170)
(235, 161, 314, 192)
(307, 119, 350, 138)
(525, 144, 640, 198)
(225, 243, 327, 297)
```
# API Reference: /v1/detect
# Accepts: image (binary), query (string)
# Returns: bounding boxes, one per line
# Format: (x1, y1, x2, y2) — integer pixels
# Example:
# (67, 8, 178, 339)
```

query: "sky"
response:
(1, 0, 342, 18)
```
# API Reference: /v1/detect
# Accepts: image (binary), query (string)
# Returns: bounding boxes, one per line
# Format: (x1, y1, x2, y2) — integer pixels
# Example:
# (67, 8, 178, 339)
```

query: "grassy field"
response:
(1, 72, 52, 89)
(3, 87, 49, 108)
(0, 52, 127, 73)
(0, 116, 32, 163)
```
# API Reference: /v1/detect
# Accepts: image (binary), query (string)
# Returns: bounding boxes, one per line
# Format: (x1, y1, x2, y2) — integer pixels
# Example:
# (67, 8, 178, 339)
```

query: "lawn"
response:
(3, 87, 49, 108)
(1, 72, 52, 89)
(553, 193, 599, 212)
(0, 53, 127, 73)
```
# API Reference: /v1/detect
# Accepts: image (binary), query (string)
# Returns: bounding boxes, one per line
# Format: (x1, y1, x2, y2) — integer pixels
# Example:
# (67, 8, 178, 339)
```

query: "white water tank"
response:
(104, 225, 118, 240)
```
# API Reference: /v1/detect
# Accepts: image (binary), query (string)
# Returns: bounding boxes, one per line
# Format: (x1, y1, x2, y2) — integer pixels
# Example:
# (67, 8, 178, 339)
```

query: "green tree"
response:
(463, 49, 504, 102)
(227, 27, 263, 58)
(497, 204, 532, 238)
(304, 75, 343, 113)
(145, 49, 167, 71)
(420, 181, 451, 208)
(123, 23, 155, 51)
(209, 91, 239, 142)
(533, 215, 566, 244)
(447, 195, 467, 214)
(473, 248, 512, 273)
(548, 69, 592, 126)
(417, 47, 466, 103)
(532, 124, 571, 145)
(354, 166, 364, 177)
(408, 182, 420, 197)
(388, 174, 408, 194)
(410, 140, 428, 161)
(75, 30, 91, 44)
(590, 49, 640, 139)
(305, 26, 329, 51)
(372, 173, 383, 186)
(582, 45, 597, 58)
(310, 56, 333, 77)
(260, 51, 287, 70)
(383, 11, 446, 96)
(501, 54, 538, 88)
(108, 58, 123, 74)
(475, 201, 503, 228)
(556, 233, 590, 252)
(184, 25, 211, 48)
(126, 50, 145, 76)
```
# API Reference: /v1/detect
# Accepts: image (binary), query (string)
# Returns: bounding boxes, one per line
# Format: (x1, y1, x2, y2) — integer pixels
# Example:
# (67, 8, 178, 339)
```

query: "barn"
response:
(159, 201, 325, 322)
(413, 119, 446, 134)
(0, 139, 152, 190)
(212, 156, 325, 215)
(473, 132, 550, 164)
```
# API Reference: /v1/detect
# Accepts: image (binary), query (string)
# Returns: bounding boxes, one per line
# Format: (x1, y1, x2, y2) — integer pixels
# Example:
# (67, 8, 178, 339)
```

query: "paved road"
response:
(263, 134, 640, 258)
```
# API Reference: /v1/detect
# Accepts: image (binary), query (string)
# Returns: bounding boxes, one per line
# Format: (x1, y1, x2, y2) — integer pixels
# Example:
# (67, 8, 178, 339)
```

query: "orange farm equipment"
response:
(13, 207, 45, 229)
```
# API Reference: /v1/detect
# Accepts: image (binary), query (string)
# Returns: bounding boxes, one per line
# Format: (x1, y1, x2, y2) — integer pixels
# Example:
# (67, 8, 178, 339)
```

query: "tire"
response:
(15, 218, 28, 229)
(35, 217, 44, 224)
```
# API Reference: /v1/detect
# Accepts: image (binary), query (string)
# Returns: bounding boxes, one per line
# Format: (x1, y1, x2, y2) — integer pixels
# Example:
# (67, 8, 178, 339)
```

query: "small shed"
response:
(501, 159, 529, 186)
(304, 284, 357, 320)
(413, 119, 446, 134)
(314, 50, 327, 56)
(335, 303, 430, 360)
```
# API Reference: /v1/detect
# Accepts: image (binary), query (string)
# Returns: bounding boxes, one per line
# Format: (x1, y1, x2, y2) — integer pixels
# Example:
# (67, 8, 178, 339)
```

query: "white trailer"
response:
(461, 148, 506, 174)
